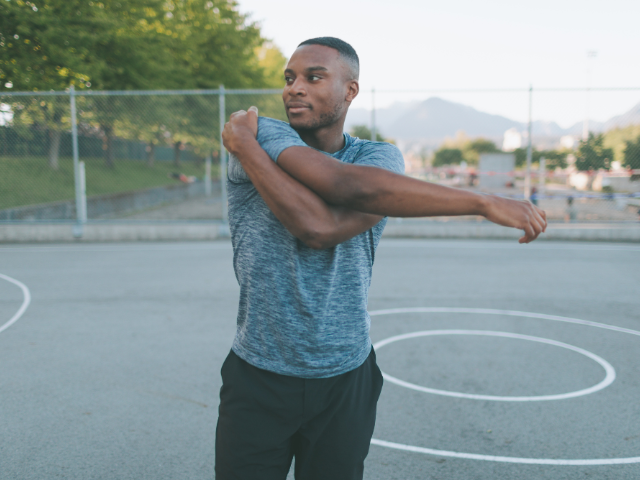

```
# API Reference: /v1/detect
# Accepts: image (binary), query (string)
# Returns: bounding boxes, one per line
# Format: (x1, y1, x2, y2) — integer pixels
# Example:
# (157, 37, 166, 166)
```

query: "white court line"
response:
(369, 307, 640, 466)
(370, 307, 640, 338)
(373, 330, 616, 402)
(0, 273, 31, 334)
(370, 439, 640, 465)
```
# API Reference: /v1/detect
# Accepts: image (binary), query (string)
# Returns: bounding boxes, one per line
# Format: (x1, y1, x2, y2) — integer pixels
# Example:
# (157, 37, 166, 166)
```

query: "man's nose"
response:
(288, 78, 306, 96)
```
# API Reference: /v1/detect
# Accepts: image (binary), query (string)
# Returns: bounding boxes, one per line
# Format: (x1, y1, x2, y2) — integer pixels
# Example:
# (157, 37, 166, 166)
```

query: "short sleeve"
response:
(257, 117, 307, 161)
(228, 117, 307, 184)
(352, 141, 405, 175)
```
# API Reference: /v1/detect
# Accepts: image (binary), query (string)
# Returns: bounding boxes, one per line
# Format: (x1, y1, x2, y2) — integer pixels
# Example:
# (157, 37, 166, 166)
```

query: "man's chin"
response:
(287, 116, 316, 131)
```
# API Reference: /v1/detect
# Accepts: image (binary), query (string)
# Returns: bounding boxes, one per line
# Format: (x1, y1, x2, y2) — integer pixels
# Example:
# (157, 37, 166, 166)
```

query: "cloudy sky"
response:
(237, 0, 640, 128)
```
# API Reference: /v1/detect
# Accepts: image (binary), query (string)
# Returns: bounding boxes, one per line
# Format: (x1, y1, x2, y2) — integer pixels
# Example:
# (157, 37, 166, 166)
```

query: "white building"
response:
(502, 128, 522, 151)
(479, 153, 516, 189)
(560, 135, 578, 150)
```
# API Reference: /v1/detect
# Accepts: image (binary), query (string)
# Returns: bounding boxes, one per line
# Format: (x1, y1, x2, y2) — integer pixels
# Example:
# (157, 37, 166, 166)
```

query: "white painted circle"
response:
(373, 329, 616, 402)
(0, 273, 31, 335)
(369, 307, 640, 466)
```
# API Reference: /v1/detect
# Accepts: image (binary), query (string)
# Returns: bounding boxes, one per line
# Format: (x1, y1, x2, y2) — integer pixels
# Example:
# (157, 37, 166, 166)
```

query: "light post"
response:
(582, 50, 597, 141)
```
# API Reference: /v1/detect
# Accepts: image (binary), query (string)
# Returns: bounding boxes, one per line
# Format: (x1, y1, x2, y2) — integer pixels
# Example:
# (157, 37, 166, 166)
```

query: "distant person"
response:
(565, 195, 577, 222)
(531, 186, 538, 206)
(217, 36, 547, 480)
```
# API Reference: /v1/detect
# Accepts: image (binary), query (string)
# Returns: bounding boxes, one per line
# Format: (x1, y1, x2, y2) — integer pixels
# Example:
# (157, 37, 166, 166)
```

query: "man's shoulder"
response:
(258, 116, 290, 128)
(349, 136, 399, 152)
(348, 137, 405, 174)
(256, 117, 307, 161)
(257, 116, 298, 138)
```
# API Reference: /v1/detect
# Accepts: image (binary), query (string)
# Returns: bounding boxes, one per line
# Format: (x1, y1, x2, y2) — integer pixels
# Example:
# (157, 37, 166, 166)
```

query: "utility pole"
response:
(219, 85, 229, 236)
(582, 50, 597, 141)
(70, 85, 85, 238)
(525, 85, 533, 200)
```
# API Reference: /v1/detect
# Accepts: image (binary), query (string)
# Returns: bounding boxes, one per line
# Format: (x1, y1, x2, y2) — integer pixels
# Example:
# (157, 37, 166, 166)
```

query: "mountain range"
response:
(344, 97, 640, 146)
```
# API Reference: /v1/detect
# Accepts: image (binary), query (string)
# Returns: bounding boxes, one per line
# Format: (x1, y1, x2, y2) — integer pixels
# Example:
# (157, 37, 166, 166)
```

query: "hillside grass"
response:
(0, 155, 217, 210)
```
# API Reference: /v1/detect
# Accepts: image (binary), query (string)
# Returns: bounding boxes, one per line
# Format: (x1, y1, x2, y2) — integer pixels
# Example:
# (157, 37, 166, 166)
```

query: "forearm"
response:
(232, 140, 380, 249)
(277, 146, 488, 217)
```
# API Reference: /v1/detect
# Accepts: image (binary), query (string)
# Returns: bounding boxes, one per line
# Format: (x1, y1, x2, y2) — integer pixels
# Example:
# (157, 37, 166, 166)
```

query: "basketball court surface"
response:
(1, 239, 639, 479)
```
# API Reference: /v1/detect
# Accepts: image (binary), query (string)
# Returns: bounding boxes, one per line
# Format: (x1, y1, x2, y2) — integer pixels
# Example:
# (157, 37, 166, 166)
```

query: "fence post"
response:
(539, 157, 546, 196)
(525, 85, 533, 200)
(219, 85, 229, 236)
(78, 161, 87, 223)
(70, 85, 84, 238)
(205, 154, 212, 197)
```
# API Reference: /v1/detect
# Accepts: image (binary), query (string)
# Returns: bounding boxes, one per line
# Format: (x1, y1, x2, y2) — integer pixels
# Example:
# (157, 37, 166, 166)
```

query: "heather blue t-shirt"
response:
(227, 117, 405, 378)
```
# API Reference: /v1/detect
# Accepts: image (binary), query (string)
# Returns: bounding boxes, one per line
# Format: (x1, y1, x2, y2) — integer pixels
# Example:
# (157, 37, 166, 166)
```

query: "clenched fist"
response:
(222, 106, 259, 157)
(482, 195, 547, 243)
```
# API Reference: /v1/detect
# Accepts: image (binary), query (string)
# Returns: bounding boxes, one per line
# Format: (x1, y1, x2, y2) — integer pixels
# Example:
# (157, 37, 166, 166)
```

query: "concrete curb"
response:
(0, 221, 639, 243)
(383, 221, 640, 242)
(0, 223, 226, 243)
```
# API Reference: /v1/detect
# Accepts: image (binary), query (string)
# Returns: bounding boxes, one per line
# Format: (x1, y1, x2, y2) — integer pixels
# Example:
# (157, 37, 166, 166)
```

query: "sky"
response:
(237, 0, 640, 128)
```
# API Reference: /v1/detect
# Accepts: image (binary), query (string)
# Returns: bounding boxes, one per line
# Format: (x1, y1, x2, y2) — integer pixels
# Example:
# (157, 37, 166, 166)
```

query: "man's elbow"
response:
(298, 226, 339, 250)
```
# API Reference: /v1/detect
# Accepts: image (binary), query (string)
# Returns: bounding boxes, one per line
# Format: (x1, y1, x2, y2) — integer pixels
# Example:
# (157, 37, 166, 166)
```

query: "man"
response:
(217, 37, 546, 480)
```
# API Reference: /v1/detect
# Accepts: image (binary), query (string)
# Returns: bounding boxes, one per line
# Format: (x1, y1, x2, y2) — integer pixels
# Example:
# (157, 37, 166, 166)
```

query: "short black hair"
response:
(298, 37, 359, 80)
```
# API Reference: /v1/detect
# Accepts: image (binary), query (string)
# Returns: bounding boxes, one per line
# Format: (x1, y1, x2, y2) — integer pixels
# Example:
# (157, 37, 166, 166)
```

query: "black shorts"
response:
(215, 348, 384, 480)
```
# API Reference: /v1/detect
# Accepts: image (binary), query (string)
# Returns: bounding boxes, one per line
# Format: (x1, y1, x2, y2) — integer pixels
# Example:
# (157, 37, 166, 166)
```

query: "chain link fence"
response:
(1, 87, 639, 226)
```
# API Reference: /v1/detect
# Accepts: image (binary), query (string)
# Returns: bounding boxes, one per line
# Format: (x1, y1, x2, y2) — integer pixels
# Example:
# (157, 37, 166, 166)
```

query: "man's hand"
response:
(481, 195, 547, 243)
(222, 106, 259, 156)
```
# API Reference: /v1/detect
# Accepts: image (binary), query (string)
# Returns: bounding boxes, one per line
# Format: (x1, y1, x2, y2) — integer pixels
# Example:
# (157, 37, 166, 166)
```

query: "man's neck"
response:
(294, 118, 346, 154)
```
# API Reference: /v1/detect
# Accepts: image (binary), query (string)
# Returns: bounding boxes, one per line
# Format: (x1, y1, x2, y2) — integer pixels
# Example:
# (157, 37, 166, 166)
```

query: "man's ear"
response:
(345, 80, 359, 103)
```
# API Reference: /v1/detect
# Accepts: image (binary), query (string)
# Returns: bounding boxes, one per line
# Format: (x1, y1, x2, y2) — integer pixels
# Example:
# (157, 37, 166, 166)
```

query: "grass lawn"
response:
(1, 155, 218, 210)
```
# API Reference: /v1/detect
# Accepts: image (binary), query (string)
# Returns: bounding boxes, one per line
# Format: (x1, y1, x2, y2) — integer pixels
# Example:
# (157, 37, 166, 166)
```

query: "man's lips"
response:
(286, 103, 311, 114)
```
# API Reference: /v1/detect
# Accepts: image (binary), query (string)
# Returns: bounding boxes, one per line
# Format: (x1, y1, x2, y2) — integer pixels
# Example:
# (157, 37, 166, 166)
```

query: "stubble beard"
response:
(288, 100, 344, 132)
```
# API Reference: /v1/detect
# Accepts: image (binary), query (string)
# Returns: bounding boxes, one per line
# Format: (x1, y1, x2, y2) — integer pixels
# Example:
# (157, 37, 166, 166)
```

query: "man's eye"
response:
(284, 76, 293, 83)
(309, 75, 320, 81)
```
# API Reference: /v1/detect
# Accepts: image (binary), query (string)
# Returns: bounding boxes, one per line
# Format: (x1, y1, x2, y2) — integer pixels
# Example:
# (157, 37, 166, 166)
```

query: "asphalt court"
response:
(1, 239, 639, 480)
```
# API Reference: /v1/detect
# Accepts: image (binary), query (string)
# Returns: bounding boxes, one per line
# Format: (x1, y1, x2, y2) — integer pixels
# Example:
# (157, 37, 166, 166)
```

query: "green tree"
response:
(255, 41, 287, 88)
(1, 0, 286, 168)
(540, 150, 568, 170)
(513, 147, 544, 168)
(462, 138, 499, 164)
(623, 135, 640, 170)
(349, 124, 384, 141)
(576, 133, 613, 171)
(603, 124, 640, 164)
(433, 148, 463, 166)
(0, 0, 172, 167)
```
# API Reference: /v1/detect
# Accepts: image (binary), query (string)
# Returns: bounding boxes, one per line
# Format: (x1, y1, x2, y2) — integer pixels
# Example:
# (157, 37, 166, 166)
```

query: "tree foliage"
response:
(349, 124, 384, 142)
(462, 138, 499, 164)
(603, 124, 640, 164)
(434, 135, 499, 166)
(433, 148, 463, 167)
(623, 135, 640, 169)
(0, 0, 287, 169)
(513, 147, 568, 169)
(575, 133, 613, 171)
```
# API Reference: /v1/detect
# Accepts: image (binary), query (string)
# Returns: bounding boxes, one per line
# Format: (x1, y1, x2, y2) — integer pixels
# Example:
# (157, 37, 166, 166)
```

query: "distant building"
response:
(560, 135, 578, 150)
(479, 153, 516, 189)
(502, 128, 522, 151)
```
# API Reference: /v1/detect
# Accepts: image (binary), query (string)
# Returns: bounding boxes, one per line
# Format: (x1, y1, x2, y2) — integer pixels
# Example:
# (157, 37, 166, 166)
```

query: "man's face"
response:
(282, 44, 358, 131)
